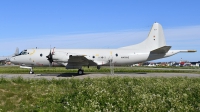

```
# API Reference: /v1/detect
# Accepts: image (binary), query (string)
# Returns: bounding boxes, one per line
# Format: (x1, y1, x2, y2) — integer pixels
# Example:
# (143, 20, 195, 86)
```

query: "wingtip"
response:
(187, 50, 197, 52)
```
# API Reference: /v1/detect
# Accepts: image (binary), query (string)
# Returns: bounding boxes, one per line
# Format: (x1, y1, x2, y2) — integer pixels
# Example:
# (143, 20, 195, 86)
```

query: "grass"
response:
(0, 66, 200, 74)
(0, 77, 200, 111)
(0, 66, 199, 111)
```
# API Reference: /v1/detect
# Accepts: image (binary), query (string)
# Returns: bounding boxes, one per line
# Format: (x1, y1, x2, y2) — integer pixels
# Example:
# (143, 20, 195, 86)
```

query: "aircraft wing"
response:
(68, 55, 89, 64)
(147, 46, 171, 61)
(65, 55, 99, 69)
(68, 54, 108, 65)
(53, 51, 105, 68)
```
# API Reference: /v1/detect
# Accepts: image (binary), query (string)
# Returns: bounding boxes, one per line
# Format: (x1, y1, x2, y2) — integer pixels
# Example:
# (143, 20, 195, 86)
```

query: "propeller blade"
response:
(12, 47, 19, 56)
(46, 49, 53, 67)
(49, 61, 52, 67)
(15, 47, 19, 56)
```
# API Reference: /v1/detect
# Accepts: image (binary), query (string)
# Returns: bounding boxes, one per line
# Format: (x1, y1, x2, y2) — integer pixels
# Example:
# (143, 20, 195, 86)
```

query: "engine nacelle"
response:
(53, 52, 69, 63)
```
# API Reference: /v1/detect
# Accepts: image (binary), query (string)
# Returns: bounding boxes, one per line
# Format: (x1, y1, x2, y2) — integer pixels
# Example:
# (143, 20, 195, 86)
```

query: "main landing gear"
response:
(78, 69, 84, 75)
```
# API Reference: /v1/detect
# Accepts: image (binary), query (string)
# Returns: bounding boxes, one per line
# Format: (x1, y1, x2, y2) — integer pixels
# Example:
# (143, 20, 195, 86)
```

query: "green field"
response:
(0, 66, 200, 74)
(0, 66, 200, 111)
(0, 77, 200, 111)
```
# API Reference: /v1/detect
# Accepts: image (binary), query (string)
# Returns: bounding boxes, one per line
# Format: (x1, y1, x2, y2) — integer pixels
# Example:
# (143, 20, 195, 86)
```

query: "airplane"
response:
(10, 23, 196, 75)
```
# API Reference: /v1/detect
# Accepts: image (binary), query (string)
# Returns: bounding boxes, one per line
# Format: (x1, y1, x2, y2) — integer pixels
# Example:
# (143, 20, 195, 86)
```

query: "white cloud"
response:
(164, 26, 200, 51)
(165, 26, 200, 41)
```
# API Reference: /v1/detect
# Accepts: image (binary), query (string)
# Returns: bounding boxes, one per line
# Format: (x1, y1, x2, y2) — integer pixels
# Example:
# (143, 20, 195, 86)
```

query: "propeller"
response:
(46, 49, 53, 67)
(12, 47, 19, 57)
(15, 47, 19, 56)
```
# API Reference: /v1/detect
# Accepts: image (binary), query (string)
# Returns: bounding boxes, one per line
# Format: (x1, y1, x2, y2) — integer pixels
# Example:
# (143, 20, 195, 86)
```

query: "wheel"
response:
(78, 69, 84, 75)
(97, 65, 101, 70)
(30, 71, 34, 74)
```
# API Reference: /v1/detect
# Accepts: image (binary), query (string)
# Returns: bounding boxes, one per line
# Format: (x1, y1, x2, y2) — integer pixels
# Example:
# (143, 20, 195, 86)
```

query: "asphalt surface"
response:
(0, 73, 200, 80)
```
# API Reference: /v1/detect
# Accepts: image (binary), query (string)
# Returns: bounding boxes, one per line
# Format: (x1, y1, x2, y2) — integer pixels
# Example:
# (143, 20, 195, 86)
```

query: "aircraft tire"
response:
(97, 65, 101, 70)
(30, 71, 34, 74)
(78, 69, 84, 75)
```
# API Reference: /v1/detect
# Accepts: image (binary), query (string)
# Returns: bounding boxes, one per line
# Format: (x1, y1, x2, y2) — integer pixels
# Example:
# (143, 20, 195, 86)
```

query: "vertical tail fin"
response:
(146, 22, 166, 50)
(120, 23, 168, 51)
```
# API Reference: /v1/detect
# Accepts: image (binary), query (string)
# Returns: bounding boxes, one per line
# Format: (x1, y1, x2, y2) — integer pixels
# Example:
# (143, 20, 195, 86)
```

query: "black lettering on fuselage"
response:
(121, 56, 129, 59)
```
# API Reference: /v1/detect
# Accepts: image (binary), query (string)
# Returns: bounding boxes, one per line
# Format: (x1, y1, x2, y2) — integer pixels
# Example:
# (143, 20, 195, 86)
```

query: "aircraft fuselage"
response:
(10, 49, 152, 66)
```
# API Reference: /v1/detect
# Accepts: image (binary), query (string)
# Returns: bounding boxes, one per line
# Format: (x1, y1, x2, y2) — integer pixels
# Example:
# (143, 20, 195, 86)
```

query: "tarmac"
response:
(0, 73, 200, 80)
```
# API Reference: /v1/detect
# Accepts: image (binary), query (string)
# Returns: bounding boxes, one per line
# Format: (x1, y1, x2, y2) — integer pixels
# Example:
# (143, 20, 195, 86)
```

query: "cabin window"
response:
(19, 50, 28, 55)
(116, 53, 118, 57)
(40, 54, 43, 57)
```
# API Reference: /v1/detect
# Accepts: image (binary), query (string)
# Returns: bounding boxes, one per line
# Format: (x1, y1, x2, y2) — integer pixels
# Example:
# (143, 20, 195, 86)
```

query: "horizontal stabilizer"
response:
(150, 46, 171, 54)
(164, 50, 197, 58)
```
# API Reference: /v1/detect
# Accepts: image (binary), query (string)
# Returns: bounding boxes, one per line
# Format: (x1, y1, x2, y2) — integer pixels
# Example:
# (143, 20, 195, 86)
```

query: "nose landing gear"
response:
(20, 66, 34, 74)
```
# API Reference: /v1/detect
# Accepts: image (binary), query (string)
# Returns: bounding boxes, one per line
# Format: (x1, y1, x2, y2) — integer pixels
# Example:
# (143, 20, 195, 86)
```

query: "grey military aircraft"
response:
(10, 23, 196, 74)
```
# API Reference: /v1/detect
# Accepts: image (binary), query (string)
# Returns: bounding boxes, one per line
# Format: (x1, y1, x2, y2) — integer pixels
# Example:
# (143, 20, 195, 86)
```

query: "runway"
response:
(0, 73, 200, 80)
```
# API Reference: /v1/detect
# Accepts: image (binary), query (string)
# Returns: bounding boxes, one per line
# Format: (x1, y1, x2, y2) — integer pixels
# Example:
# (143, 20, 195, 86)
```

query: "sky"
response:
(0, 0, 200, 62)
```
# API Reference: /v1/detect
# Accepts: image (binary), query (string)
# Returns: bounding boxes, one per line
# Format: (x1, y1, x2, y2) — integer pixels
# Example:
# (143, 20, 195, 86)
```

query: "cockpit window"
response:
(19, 50, 28, 55)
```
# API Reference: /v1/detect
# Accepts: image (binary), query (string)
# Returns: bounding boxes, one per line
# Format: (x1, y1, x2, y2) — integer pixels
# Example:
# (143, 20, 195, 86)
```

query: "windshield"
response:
(19, 50, 28, 55)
